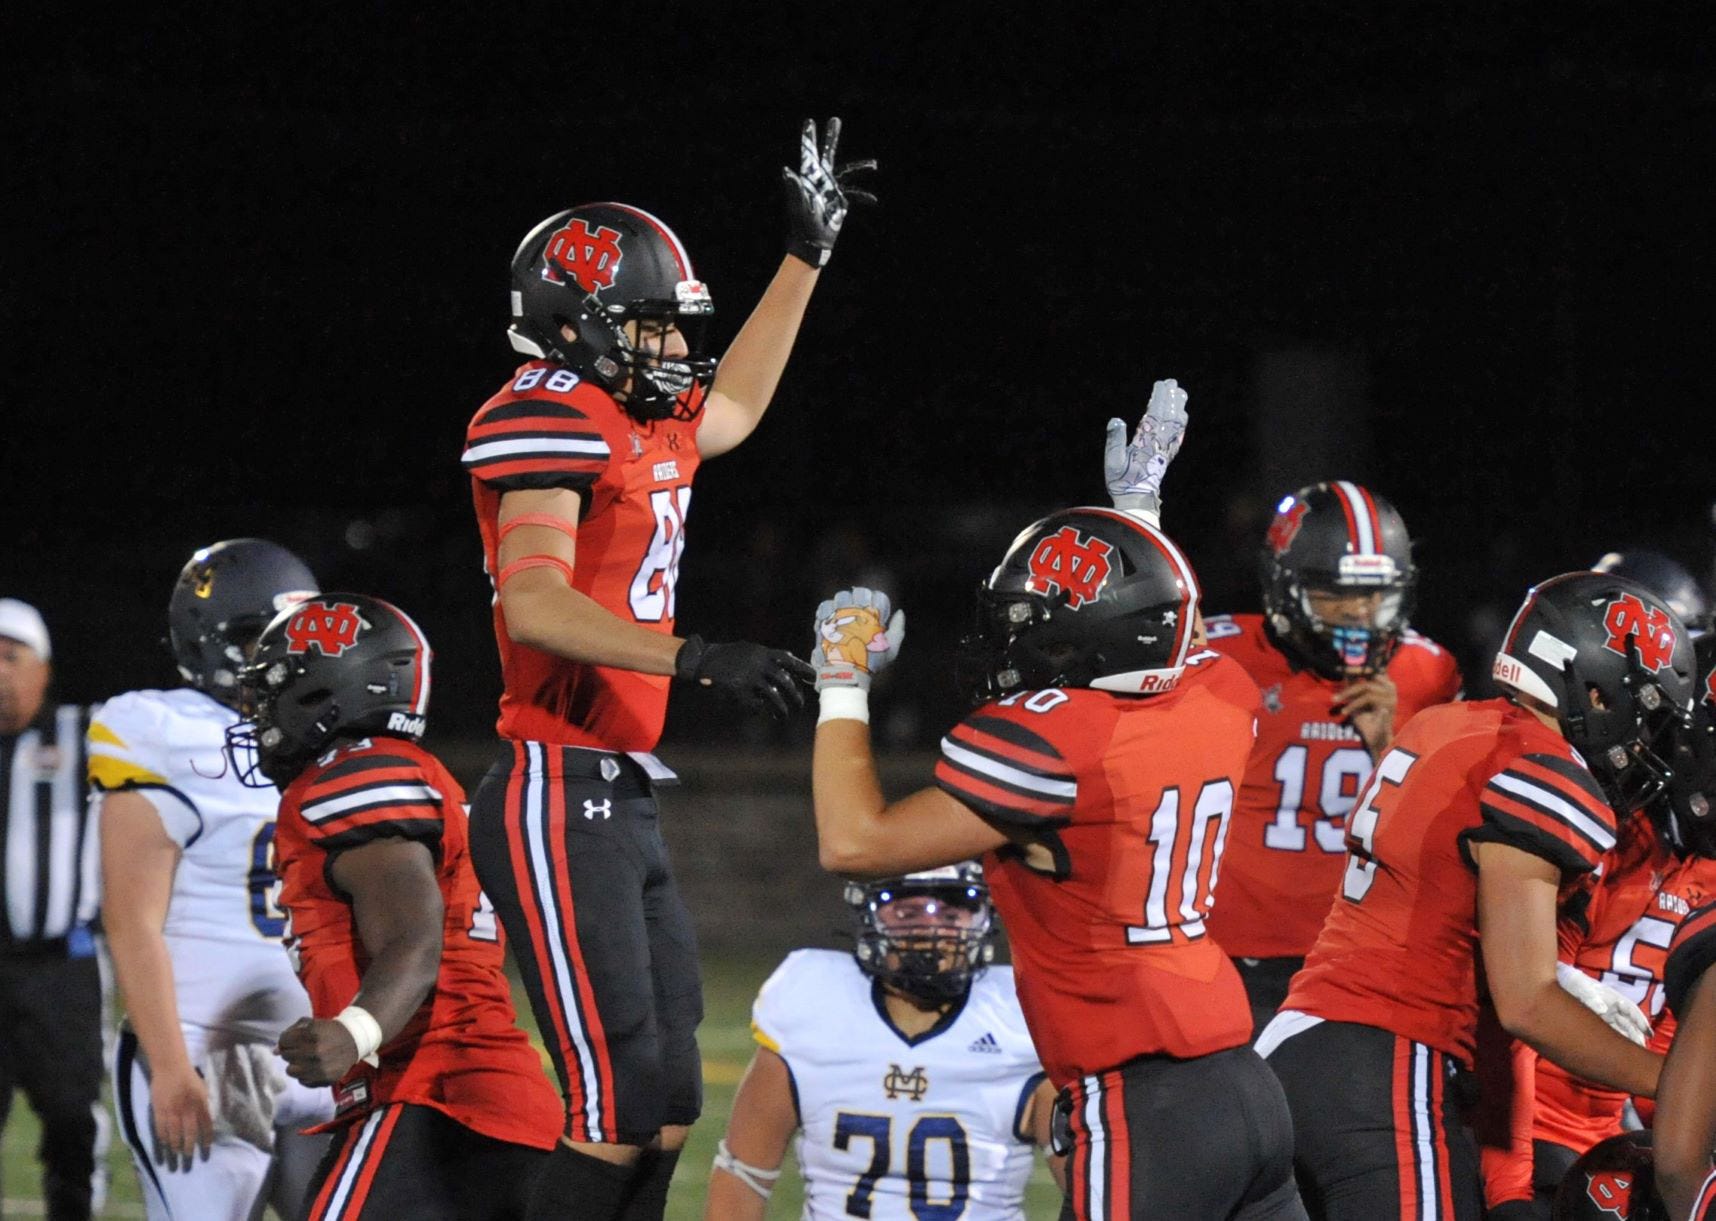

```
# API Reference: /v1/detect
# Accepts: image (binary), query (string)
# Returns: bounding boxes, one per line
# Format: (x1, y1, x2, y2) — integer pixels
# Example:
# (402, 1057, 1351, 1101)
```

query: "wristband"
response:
(334, 1005, 384, 1067)
(714, 1138, 782, 1200)
(818, 687, 870, 725)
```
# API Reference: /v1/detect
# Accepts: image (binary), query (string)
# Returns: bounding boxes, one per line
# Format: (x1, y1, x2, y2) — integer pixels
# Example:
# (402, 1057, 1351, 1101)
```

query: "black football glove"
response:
(675, 635, 815, 719)
(782, 117, 877, 268)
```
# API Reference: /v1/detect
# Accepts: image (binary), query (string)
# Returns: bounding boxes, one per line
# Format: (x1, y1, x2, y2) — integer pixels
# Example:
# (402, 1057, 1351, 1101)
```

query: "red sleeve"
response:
(1666, 900, 1716, 1020)
(1470, 752, 1618, 875)
(293, 749, 445, 856)
(935, 706, 1078, 829)
(462, 379, 617, 494)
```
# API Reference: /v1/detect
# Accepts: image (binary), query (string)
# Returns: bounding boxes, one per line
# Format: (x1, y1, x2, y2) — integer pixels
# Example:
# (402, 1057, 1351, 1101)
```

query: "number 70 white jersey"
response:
(751, 949, 1045, 1221)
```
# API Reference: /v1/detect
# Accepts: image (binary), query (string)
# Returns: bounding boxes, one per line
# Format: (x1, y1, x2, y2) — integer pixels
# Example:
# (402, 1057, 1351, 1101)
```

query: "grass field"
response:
(3, 955, 1063, 1218)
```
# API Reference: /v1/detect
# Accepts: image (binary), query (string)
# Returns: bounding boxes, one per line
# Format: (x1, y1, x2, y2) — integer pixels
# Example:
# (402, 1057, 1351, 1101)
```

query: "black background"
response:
(5, 5, 1712, 747)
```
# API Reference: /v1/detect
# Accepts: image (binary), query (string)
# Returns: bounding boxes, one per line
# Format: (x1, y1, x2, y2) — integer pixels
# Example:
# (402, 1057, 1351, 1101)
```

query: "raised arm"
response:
(275, 838, 443, 1087)
(698, 117, 876, 458)
(100, 790, 210, 1170)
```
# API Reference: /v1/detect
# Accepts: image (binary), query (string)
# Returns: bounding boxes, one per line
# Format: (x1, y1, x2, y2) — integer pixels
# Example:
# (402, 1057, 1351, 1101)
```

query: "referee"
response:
(0, 599, 105, 1220)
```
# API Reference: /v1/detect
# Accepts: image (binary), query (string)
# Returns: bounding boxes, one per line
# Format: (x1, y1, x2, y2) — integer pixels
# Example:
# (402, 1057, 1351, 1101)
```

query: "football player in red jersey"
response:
(461, 120, 875, 1217)
(1481, 561, 1716, 1220)
(1652, 636, 1716, 1221)
(804, 510, 1308, 1220)
(1104, 385, 1462, 1031)
(227, 594, 563, 1220)
(1258, 571, 1698, 1220)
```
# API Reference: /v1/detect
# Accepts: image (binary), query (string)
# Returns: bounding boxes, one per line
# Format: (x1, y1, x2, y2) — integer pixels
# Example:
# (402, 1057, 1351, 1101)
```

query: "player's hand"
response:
(1104, 378, 1189, 522)
(277, 1016, 362, 1088)
(1556, 961, 1653, 1046)
(675, 636, 815, 718)
(812, 588, 906, 692)
(782, 117, 877, 268)
(1333, 672, 1398, 760)
(149, 1061, 213, 1171)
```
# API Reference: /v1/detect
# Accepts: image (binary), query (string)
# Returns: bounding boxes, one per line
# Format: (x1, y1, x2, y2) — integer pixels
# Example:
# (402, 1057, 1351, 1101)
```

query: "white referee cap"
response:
(0, 599, 51, 661)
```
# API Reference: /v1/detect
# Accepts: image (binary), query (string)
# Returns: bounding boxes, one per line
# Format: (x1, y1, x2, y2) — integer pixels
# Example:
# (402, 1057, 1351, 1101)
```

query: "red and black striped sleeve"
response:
(461, 393, 613, 493)
(1666, 900, 1716, 1021)
(292, 751, 445, 857)
(1470, 751, 1618, 875)
(934, 712, 1077, 829)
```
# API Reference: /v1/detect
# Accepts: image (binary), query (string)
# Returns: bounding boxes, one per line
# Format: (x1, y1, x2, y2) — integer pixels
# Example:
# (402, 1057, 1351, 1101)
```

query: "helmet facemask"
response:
(847, 874, 996, 1005)
(1561, 642, 1691, 815)
(1269, 555, 1416, 680)
(225, 653, 337, 790)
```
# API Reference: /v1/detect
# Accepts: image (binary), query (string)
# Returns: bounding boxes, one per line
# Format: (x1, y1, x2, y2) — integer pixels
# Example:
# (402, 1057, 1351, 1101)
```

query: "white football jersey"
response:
(89, 688, 306, 1040)
(752, 950, 1045, 1221)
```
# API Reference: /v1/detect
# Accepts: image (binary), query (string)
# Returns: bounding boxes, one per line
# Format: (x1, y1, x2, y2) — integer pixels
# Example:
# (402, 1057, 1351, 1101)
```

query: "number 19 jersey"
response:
(463, 361, 703, 751)
(1203, 613, 1462, 959)
(934, 652, 1261, 1086)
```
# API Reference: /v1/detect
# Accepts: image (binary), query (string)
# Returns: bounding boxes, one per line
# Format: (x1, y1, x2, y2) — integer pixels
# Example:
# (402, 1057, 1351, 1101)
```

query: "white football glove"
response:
(1104, 378, 1190, 524)
(812, 587, 905, 693)
(1556, 961, 1652, 1047)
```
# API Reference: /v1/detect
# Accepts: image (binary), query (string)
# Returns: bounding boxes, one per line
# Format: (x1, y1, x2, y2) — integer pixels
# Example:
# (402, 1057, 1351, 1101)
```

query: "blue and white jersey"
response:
(752, 949, 1045, 1221)
(89, 688, 306, 1042)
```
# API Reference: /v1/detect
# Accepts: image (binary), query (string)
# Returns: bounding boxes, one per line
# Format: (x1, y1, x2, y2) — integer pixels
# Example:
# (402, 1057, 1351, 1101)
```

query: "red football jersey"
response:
(1284, 699, 1619, 1065)
(1666, 897, 1716, 1020)
(934, 651, 1260, 1087)
(1204, 614, 1462, 958)
(463, 361, 704, 750)
(1481, 815, 1716, 1204)
(275, 737, 562, 1149)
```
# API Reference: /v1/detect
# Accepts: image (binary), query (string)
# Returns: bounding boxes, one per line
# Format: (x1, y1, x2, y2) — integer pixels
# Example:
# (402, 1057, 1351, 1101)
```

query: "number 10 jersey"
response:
(464, 360, 703, 751)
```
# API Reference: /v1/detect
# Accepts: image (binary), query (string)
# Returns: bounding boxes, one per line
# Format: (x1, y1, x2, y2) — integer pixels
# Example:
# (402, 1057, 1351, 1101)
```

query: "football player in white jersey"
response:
(91, 539, 335, 1220)
(706, 862, 1063, 1220)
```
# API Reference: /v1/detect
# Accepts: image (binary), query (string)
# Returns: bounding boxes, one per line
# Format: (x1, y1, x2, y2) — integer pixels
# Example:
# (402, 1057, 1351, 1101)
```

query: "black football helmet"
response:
(507, 202, 716, 422)
(167, 539, 317, 709)
(1659, 634, 1716, 856)
(844, 861, 996, 1004)
(1259, 481, 1418, 679)
(1492, 571, 1697, 813)
(227, 593, 431, 788)
(1592, 549, 1711, 637)
(959, 507, 1203, 703)
(1549, 1131, 1668, 1221)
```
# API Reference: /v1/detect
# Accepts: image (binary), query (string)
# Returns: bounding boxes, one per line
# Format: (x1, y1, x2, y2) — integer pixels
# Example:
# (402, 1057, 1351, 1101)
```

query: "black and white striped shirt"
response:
(0, 703, 98, 950)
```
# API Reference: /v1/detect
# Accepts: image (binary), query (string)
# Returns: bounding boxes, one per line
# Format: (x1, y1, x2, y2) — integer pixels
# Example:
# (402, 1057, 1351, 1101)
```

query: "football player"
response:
(1106, 380, 1462, 1031)
(1652, 635, 1716, 1221)
(1258, 570, 1697, 1220)
(804, 519, 1308, 1218)
(93, 539, 334, 1220)
(461, 117, 874, 1220)
(228, 592, 563, 1219)
(704, 863, 1060, 1219)
(1480, 561, 1716, 1220)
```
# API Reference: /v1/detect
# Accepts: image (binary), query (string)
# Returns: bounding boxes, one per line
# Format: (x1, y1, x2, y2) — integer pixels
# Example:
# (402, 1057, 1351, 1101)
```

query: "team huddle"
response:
(6, 116, 1715, 1220)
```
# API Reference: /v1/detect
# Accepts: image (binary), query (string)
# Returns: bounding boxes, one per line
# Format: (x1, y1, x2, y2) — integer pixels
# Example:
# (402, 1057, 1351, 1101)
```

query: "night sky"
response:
(6, 6, 1712, 748)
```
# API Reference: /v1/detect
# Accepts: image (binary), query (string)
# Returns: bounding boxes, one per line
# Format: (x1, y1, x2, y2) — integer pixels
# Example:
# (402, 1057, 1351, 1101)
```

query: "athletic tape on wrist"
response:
(334, 1005, 384, 1067)
(817, 686, 870, 724)
(713, 1138, 782, 1200)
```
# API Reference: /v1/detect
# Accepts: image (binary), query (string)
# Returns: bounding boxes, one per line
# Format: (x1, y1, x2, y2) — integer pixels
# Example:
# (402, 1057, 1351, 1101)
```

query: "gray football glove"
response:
(812, 587, 905, 692)
(1104, 378, 1190, 523)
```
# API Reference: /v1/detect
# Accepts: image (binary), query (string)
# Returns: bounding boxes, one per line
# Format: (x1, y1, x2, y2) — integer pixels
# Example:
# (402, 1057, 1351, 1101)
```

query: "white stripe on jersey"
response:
(1487, 772, 1615, 851)
(938, 739, 1076, 799)
(461, 436, 610, 464)
(300, 783, 441, 823)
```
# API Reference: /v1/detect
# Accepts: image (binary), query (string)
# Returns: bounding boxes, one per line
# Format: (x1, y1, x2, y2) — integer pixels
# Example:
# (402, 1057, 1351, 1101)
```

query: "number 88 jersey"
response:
(1201, 613, 1462, 960)
(463, 359, 704, 751)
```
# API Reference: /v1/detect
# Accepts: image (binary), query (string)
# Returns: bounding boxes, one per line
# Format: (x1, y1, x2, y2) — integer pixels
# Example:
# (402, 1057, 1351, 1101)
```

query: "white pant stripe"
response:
(1081, 1074, 1107, 1220)
(322, 1109, 385, 1218)
(523, 742, 605, 1139)
(1411, 1043, 1439, 1218)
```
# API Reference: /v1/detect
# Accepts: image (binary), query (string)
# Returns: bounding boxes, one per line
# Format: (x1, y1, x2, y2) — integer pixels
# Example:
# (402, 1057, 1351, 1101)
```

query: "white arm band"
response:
(818, 686, 870, 725)
(713, 1138, 783, 1201)
(334, 1005, 384, 1067)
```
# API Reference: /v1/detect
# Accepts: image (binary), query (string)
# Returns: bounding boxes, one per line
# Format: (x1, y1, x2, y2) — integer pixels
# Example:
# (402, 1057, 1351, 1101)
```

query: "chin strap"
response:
(712, 1139, 782, 1200)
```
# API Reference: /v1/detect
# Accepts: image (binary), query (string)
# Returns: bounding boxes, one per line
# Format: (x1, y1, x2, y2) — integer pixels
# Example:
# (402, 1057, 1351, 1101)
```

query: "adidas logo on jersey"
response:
(968, 1032, 1002, 1054)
